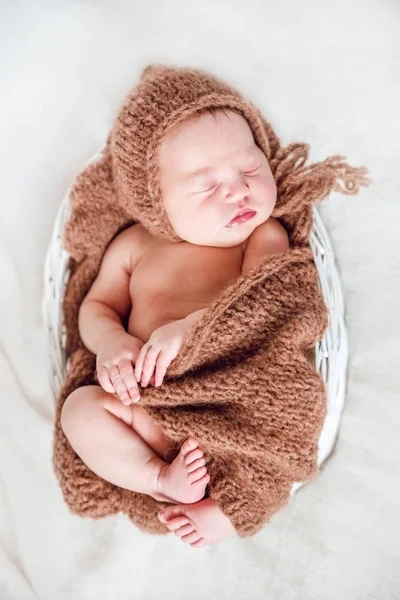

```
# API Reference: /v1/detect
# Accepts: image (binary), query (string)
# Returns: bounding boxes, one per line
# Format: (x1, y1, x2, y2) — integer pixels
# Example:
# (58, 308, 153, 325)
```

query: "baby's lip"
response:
(226, 208, 257, 227)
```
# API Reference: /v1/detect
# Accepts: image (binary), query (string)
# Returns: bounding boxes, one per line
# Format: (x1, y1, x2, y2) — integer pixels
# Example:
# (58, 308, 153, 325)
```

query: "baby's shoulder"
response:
(113, 222, 152, 243)
(243, 217, 289, 252)
(104, 223, 152, 271)
(254, 216, 288, 238)
(241, 218, 289, 273)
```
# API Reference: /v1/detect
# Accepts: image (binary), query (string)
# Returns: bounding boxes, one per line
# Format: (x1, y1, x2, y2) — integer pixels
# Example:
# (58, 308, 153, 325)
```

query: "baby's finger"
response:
(109, 365, 131, 406)
(97, 365, 115, 394)
(154, 353, 170, 387)
(134, 343, 150, 382)
(118, 358, 140, 403)
(141, 346, 161, 387)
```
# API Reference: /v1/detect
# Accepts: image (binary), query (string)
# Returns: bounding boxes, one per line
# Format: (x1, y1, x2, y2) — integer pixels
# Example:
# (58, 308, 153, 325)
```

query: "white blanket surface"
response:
(0, 1, 399, 599)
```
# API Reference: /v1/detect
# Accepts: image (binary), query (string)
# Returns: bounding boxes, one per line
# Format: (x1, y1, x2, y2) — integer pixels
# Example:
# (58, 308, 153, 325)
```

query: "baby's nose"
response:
(225, 180, 249, 203)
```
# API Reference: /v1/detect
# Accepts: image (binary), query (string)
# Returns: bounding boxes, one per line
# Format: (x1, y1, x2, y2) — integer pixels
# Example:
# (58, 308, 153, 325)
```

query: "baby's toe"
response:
(181, 531, 202, 545)
(190, 538, 206, 549)
(165, 516, 190, 532)
(158, 504, 185, 522)
(188, 466, 208, 483)
(174, 523, 195, 538)
(186, 457, 206, 473)
(180, 437, 199, 458)
(184, 448, 203, 466)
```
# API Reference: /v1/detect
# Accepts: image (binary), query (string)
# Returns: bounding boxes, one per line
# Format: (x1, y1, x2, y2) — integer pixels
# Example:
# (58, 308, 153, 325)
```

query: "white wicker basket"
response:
(42, 152, 348, 485)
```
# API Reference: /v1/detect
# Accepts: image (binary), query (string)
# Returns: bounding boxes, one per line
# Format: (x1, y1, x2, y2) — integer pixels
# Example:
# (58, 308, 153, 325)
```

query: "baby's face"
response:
(158, 109, 277, 247)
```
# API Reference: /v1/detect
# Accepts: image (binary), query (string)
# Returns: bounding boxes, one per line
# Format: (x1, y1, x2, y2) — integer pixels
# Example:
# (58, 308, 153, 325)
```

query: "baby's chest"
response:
(130, 243, 243, 307)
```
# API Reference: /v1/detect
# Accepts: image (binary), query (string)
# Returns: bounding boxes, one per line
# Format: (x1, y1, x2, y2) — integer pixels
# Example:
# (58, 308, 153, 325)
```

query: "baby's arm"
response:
(182, 308, 208, 328)
(79, 226, 144, 404)
(241, 217, 289, 274)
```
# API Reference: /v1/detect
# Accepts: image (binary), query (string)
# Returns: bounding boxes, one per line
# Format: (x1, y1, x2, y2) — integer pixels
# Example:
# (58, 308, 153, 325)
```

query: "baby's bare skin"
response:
(61, 108, 289, 548)
(127, 225, 243, 342)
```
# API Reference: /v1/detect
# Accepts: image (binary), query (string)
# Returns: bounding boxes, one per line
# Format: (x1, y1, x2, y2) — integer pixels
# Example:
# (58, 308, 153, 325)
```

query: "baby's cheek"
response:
(176, 206, 206, 240)
(256, 177, 276, 208)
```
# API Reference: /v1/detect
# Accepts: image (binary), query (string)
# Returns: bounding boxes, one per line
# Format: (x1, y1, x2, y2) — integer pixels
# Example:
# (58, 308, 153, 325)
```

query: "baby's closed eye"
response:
(195, 164, 262, 194)
(244, 164, 262, 176)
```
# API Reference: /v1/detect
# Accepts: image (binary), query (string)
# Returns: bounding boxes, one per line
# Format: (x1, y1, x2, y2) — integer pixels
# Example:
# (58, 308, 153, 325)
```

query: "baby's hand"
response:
(96, 330, 144, 406)
(135, 320, 188, 388)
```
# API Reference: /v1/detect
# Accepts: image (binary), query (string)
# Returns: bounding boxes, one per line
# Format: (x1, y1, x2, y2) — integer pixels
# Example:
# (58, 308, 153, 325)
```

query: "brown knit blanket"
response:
(53, 66, 370, 537)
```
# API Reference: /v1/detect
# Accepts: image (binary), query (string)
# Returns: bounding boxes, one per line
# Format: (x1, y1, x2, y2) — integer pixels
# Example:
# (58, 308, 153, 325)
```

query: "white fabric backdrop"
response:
(0, 1, 399, 599)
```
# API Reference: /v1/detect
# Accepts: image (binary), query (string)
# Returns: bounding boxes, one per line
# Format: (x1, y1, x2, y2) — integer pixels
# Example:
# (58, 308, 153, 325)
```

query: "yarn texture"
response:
(53, 65, 370, 536)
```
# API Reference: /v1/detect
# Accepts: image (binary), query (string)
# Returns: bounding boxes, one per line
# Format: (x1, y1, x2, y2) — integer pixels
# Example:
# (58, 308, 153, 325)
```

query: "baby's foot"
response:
(152, 437, 210, 504)
(157, 497, 236, 548)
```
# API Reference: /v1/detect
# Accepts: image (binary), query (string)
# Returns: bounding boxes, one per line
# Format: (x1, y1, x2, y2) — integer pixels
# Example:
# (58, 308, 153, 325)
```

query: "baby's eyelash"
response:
(244, 164, 262, 176)
(196, 165, 262, 193)
(199, 184, 217, 193)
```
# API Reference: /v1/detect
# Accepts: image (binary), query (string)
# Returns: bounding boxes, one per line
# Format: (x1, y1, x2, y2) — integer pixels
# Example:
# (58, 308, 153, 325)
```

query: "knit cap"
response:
(66, 65, 370, 262)
(109, 65, 280, 241)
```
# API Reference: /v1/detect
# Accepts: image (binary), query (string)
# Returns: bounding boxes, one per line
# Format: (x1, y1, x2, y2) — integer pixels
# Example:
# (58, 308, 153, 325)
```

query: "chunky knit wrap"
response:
(53, 65, 370, 536)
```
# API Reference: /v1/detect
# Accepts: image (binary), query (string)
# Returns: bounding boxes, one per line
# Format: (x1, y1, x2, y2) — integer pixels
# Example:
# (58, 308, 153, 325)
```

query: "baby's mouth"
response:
(226, 209, 257, 228)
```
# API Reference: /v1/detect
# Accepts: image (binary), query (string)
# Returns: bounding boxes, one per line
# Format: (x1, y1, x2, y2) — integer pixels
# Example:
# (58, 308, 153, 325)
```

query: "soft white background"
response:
(1, 1, 399, 599)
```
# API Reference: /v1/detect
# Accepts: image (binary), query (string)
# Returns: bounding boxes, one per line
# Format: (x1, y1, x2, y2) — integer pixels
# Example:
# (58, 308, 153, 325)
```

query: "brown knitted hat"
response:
(65, 64, 370, 263)
(109, 64, 283, 241)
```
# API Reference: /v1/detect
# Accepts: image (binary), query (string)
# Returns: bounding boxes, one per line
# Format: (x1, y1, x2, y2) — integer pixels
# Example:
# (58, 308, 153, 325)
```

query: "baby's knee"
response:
(60, 387, 91, 441)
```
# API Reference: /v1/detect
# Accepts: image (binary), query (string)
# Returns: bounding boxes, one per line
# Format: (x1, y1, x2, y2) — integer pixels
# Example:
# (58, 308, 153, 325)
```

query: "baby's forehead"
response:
(159, 109, 257, 164)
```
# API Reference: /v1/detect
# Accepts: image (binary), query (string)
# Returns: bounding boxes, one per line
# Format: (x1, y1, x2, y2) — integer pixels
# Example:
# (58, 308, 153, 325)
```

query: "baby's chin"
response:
(182, 221, 264, 248)
(219, 213, 270, 246)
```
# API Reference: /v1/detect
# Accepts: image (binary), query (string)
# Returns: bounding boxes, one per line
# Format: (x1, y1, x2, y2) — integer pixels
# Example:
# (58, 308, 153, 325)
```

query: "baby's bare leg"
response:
(61, 386, 168, 495)
(61, 386, 209, 503)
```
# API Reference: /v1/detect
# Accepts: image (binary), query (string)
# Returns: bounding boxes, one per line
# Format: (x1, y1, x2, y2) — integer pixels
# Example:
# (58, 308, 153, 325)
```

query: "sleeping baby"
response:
(61, 105, 289, 548)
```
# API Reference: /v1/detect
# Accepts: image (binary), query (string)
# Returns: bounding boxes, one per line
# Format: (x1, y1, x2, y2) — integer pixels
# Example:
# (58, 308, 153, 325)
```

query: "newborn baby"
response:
(61, 107, 289, 547)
